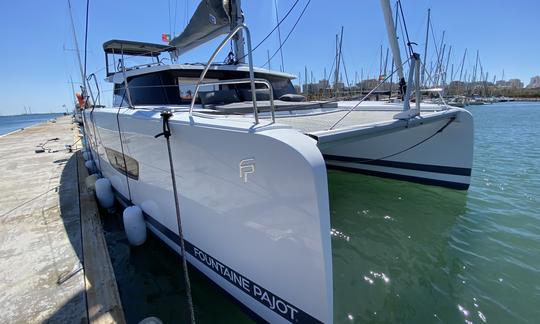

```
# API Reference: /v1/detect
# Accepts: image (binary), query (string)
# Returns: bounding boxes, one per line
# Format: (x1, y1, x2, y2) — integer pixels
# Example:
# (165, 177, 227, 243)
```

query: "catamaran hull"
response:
(313, 108, 474, 190)
(82, 108, 333, 323)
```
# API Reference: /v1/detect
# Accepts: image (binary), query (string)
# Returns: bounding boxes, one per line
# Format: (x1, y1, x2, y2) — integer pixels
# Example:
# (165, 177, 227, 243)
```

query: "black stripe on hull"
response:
(327, 163, 470, 190)
(323, 154, 471, 176)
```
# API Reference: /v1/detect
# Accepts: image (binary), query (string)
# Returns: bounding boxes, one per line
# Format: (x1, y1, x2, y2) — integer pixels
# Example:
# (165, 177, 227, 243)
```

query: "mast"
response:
(69, 75, 77, 107)
(323, 67, 327, 97)
(383, 48, 389, 77)
(334, 34, 339, 94)
(267, 49, 271, 70)
(379, 44, 383, 79)
(380, 0, 404, 81)
(473, 49, 479, 83)
(443, 45, 452, 86)
(450, 63, 454, 93)
(434, 31, 445, 86)
(232, 0, 245, 63)
(305, 66, 308, 94)
(334, 27, 344, 95)
(421, 8, 430, 86)
(459, 49, 467, 83)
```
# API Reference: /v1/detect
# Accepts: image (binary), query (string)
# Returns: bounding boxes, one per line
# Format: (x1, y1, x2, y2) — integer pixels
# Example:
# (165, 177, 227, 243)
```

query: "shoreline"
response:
(0, 117, 62, 138)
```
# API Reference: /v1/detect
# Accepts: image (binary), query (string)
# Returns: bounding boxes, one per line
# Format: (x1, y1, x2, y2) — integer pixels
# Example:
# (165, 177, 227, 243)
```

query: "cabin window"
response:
(267, 76, 296, 98)
(127, 73, 179, 106)
(104, 147, 139, 180)
(234, 74, 296, 100)
(115, 70, 297, 107)
(178, 77, 219, 104)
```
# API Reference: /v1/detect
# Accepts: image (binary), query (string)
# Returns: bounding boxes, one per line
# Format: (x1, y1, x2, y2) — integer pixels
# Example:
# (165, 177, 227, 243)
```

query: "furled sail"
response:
(170, 0, 233, 55)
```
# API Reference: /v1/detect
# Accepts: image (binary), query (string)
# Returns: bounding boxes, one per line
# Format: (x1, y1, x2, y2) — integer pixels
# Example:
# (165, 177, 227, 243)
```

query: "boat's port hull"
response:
(313, 108, 474, 190)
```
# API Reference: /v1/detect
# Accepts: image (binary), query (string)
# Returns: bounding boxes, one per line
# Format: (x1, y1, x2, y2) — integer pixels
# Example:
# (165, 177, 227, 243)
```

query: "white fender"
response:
(82, 150, 90, 161)
(85, 174, 98, 192)
(123, 206, 146, 246)
(138, 317, 162, 324)
(95, 178, 115, 209)
(84, 160, 96, 174)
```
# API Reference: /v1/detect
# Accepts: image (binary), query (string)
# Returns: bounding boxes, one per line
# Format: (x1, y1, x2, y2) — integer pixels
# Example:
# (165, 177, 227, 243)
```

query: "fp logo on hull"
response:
(239, 158, 255, 183)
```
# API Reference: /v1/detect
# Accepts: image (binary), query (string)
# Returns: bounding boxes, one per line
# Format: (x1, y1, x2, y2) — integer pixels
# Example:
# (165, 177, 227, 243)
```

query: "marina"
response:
(1, 0, 540, 323)
(1, 102, 537, 323)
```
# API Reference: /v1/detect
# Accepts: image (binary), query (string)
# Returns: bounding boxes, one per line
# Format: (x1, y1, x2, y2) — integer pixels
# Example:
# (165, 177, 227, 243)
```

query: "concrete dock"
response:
(0, 116, 124, 323)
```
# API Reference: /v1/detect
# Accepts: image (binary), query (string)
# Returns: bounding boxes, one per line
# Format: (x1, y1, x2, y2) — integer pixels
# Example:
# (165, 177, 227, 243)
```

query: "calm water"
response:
(104, 102, 540, 323)
(0, 113, 64, 136)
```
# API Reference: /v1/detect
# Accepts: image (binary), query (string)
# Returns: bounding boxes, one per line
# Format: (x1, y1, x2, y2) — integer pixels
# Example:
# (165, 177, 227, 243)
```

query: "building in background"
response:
(526, 76, 540, 88)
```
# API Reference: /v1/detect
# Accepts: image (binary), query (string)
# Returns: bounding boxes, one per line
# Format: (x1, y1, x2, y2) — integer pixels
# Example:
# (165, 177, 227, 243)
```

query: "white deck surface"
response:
(265, 101, 448, 133)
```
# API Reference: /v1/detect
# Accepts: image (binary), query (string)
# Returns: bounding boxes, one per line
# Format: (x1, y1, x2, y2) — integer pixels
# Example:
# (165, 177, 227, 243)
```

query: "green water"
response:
(106, 102, 540, 323)
(330, 102, 540, 323)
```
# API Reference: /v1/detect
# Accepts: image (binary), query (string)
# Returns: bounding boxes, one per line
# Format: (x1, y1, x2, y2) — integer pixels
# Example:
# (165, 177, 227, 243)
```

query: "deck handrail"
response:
(189, 24, 274, 124)
(86, 73, 101, 107)
(191, 78, 275, 122)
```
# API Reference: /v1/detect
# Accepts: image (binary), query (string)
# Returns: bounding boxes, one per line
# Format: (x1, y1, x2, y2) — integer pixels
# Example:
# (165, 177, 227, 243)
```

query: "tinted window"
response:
(115, 69, 297, 106)
(128, 73, 179, 106)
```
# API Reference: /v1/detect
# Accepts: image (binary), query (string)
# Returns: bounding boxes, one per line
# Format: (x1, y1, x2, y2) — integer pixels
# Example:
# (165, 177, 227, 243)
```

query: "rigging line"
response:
(331, 117, 455, 164)
(419, 60, 449, 107)
(397, 0, 413, 56)
(168, 0, 172, 38)
(325, 51, 337, 93)
(396, 5, 409, 70)
(83, 0, 90, 85)
(429, 19, 440, 67)
(263, 0, 312, 68)
(116, 93, 132, 202)
(89, 107, 103, 173)
(0, 186, 58, 218)
(173, 0, 178, 37)
(155, 111, 196, 324)
(81, 0, 102, 174)
(341, 52, 352, 96)
(329, 56, 412, 130)
(184, 0, 188, 29)
(257, 52, 413, 116)
(274, 0, 285, 71)
(236, 0, 300, 63)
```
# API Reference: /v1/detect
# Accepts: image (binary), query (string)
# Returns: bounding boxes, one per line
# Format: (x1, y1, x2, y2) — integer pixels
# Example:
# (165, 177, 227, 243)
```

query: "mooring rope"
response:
(155, 111, 196, 324)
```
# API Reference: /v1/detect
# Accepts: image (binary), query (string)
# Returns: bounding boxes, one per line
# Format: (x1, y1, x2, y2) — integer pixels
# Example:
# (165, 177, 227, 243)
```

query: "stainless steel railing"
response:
(191, 78, 275, 122)
(86, 73, 101, 107)
(189, 24, 275, 124)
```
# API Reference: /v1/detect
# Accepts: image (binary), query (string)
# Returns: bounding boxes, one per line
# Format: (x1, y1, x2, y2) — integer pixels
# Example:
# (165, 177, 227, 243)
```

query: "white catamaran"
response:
(81, 0, 473, 322)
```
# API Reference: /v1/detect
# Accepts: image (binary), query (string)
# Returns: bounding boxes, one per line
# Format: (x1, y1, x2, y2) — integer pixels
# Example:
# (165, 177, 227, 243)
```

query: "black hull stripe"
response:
(323, 154, 472, 176)
(327, 164, 470, 190)
(112, 189, 322, 323)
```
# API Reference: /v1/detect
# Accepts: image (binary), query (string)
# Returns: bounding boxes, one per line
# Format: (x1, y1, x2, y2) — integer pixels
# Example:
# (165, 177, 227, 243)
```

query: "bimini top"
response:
(103, 39, 175, 57)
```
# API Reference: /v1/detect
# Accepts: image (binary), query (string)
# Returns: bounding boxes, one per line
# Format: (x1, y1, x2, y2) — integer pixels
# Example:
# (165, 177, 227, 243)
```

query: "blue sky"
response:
(0, 0, 539, 115)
